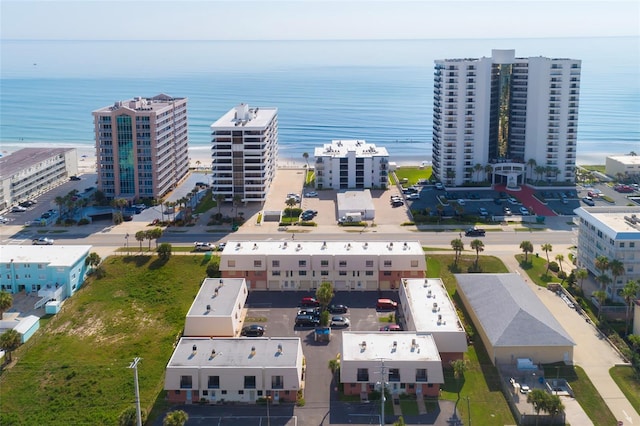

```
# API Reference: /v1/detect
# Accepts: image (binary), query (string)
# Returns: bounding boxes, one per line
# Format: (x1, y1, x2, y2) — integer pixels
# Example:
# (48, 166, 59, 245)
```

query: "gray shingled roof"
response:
(455, 273, 575, 348)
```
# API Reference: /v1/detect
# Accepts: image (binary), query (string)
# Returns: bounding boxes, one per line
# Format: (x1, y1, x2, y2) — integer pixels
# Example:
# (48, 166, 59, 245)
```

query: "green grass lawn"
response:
(610, 365, 640, 414)
(394, 166, 432, 186)
(515, 253, 561, 287)
(0, 255, 210, 425)
(399, 398, 419, 415)
(194, 189, 216, 214)
(542, 363, 617, 425)
(582, 165, 606, 173)
(426, 254, 509, 289)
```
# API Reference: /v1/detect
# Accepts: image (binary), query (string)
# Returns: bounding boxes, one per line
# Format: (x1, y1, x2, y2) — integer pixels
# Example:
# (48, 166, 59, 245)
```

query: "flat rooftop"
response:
(608, 155, 640, 165)
(337, 190, 375, 214)
(0, 245, 91, 267)
(341, 332, 440, 362)
(93, 94, 185, 114)
(403, 278, 463, 333)
(315, 139, 389, 158)
(167, 337, 301, 368)
(187, 278, 246, 318)
(221, 240, 423, 257)
(211, 105, 277, 129)
(0, 147, 75, 179)
(575, 207, 640, 238)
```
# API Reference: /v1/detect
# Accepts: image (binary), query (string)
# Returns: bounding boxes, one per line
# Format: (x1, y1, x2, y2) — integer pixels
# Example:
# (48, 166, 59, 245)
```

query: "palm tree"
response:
(135, 231, 145, 251)
(450, 359, 468, 417)
(527, 158, 537, 181)
(451, 238, 464, 265)
(470, 239, 484, 269)
(575, 268, 588, 293)
(436, 204, 444, 223)
(144, 229, 154, 251)
(534, 165, 546, 182)
(84, 252, 101, 272)
(315, 282, 334, 311)
(232, 195, 243, 219)
(151, 227, 163, 249)
(215, 193, 225, 216)
(520, 240, 533, 263)
(621, 280, 639, 335)
(547, 393, 565, 425)
(527, 389, 549, 425)
(484, 164, 493, 183)
(328, 356, 341, 382)
(302, 152, 309, 168)
(0, 290, 13, 320)
(195, 160, 201, 170)
(285, 197, 298, 219)
(555, 254, 564, 273)
(473, 163, 483, 182)
(541, 243, 552, 274)
(0, 329, 21, 363)
(54, 195, 66, 217)
(163, 410, 189, 426)
(594, 255, 610, 278)
(608, 259, 625, 293)
(593, 289, 607, 320)
(596, 274, 611, 292)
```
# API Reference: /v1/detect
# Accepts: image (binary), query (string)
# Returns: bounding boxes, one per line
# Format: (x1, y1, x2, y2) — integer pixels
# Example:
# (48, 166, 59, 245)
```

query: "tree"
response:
(520, 240, 533, 263)
(541, 243, 553, 274)
(547, 393, 564, 424)
(135, 231, 145, 251)
(111, 197, 128, 213)
(450, 359, 468, 400)
(527, 158, 537, 181)
(0, 329, 21, 363)
(206, 259, 220, 278)
(285, 197, 298, 219)
(84, 252, 102, 272)
(527, 389, 550, 424)
(596, 274, 611, 292)
(473, 163, 483, 182)
(163, 410, 188, 426)
(555, 254, 564, 273)
(594, 255, 610, 277)
(451, 238, 464, 266)
(593, 290, 607, 320)
(232, 194, 243, 219)
(215, 193, 225, 216)
(302, 152, 309, 168)
(328, 356, 340, 380)
(144, 229, 154, 251)
(622, 280, 639, 335)
(151, 227, 163, 248)
(316, 282, 334, 311)
(118, 406, 148, 426)
(470, 239, 484, 268)
(393, 416, 406, 426)
(158, 243, 172, 260)
(534, 165, 546, 181)
(54, 195, 66, 217)
(575, 268, 588, 293)
(484, 164, 493, 182)
(0, 290, 13, 320)
(609, 259, 625, 292)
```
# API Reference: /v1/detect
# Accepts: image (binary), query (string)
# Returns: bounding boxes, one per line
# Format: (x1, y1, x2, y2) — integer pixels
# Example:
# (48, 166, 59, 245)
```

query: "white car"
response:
(457, 199, 465, 206)
(508, 197, 519, 205)
(478, 207, 488, 216)
(330, 316, 350, 327)
(519, 207, 530, 215)
(407, 193, 420, 200)
(194, 242, 214, 251)
(520, 384, 531, 394)
(435, 182, 445, 190)
(11, 206, 27, 212)
(305, 191, 318, 197)
(32, 237, 54, 245)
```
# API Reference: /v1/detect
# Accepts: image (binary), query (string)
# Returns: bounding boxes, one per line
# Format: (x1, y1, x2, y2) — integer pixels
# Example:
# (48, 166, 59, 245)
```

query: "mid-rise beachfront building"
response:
(219, 240, 426, 291)
(0, 148, 78, 210)
(183, 278, 248, 338)
(340, 332, 444, 399)
(313, 140, 389, 190)
(210, 104, 278, 203)
(574, 207, 640, 301)
(398, 278, 467, 364)
(93, 94, 189, 201)
(605, 155, 640, 179)
(432, 49, 581, 188)
(165, 337, 304, 404)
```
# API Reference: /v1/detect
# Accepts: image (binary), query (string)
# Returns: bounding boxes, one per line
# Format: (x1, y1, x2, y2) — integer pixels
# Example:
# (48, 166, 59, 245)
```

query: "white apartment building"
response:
(0, 148, 78, 210)
(605, 155, 640, 178)
(93, 94, 189, 201)
(574, 207, 640, 300)
(183, 278, 248, 338)
(210, 104, 278, 203)
(432, 49, 581, 187)
(314, 140, 389, 190)
(399, 278, 468, 363)
(340, 332, 444, 399)
(165, 337, 304, 404)
(220, 240, 426, 291)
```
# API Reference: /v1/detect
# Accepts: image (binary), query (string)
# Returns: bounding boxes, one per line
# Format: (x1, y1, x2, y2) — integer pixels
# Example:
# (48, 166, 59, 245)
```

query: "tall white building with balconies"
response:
(210, 104, 278, 203)
(313, 140, 389, 190)
(432, 49, 581, 187)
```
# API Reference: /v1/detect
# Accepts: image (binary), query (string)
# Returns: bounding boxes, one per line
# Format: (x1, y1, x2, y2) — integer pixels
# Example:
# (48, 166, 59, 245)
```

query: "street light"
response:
(128, 357, 142, 426)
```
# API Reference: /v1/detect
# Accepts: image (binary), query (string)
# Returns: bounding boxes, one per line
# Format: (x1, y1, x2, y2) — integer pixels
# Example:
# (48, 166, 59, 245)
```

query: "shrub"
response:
(77, 218, 90, 225)
(548, 261, 560, 273)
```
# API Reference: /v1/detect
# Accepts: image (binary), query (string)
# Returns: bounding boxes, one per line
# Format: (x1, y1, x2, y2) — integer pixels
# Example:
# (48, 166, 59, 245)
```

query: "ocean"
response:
(1, 37, 638, 163)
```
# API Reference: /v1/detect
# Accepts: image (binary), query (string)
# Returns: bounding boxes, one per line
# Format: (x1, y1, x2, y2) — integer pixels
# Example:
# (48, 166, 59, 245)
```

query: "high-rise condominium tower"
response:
(93, 94, 189, 200)
(432, 49, 581, 188)
(210, 104, 278, 203)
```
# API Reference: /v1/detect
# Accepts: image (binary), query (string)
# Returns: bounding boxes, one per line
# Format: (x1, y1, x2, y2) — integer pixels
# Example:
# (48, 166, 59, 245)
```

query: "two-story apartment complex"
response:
(219, 241, 426, 291)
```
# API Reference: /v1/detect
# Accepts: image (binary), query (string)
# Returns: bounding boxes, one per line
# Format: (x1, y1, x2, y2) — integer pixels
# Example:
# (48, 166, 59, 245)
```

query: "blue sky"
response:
(1, 0, 638, 40)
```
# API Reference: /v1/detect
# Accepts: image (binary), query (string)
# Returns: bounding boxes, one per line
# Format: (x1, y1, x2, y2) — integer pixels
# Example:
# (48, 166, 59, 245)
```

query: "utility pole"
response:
(128, 357, 142, 426)
(376, 358, 388, 426)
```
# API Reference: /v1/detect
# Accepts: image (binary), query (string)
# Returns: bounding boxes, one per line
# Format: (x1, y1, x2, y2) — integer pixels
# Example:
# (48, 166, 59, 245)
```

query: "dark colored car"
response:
(465, 228, 486, 237)
(328, 304, 348, 314)
(69, 175, 82, 181)
(241, 325, 265, 337)
(297, 308, 320, 317)
(300, 297, 320, 307)
(295, 315, 320, 328)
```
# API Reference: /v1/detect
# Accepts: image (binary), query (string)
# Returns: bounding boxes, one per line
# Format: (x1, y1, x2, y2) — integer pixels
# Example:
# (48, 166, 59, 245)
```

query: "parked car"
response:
(194, 242, 215, 251)
(300, 297, 320, 307)
(376, 298, 398, 310)
(503, 207, 512, 216)
(11, 206, 27, 212)
(478, 207, 488, 217)
(241, 325, 265, 337)
(69, 175, 82, 181)
(465, 227, 486, 237)
(407, 193, 420, 200)
(391, 200, 404, 207)
(457, 199, 465, 206)
(32, 237, 54, 245)
(328, 304, 348, 314)
(508, 197, 519, 205)
(305, 191, 318, 197)
(297, 307, 320, 317)
(435, 182, 445, 190)
(520, 384, 531, 394)
(330, 316, 350, 327)
(519, 207, 530, 215)
(379, 324, 402, 332)
(295, 315, 320, 328)
(582, 196, 595, 206)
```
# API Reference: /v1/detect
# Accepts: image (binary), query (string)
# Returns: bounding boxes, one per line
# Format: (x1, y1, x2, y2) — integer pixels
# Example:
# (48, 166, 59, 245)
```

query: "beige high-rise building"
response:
(93, 94, 189, 200)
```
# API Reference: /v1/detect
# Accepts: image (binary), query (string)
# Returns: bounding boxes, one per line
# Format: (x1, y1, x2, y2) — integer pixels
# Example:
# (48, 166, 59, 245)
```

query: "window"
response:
(631, 242, 635, 248)
(272, 260, 280, 267)
(383, 271, 391, 276)
(411, 260, 419, 267)
(620, 242, 625, 248)
(244, 376, 256, 389)
(366, 260, 374, 267)
(321, 271, 329, 276)
(389, 368, 400, 382)
(238, 390, 244, 395)
(299, 271, 307, 276)
(221, 390, 227, 394)
(273, 270, 281, 276)
(339, 271, 347, 276)
(416, 369, 428, 382)
(321, 260, 329, 267)
(339, 260, 347, 267)
(208, 376, 220, 389)
(298, 260, 306, 267)
(202, 390, 208, 396)
(384, 260, 392, 267)
(357, 368, 369, 381)
(254, 260, 262, 267)
(227, 260, 236, 267)
(271, 375, 284, 389)
(366, 271, 374, 276)
(180, 376, 193, 389)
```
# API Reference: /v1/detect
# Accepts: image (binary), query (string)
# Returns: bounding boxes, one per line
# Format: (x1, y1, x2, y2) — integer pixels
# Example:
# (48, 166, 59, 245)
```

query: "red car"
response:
(300, 297, 320, 307)
(380, 324, 402, 332)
